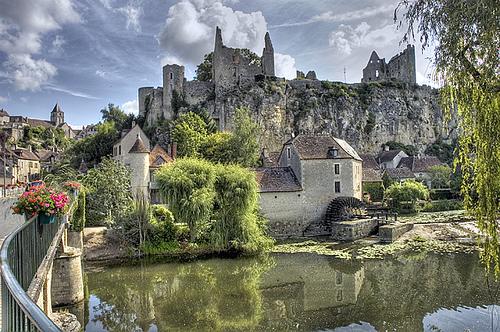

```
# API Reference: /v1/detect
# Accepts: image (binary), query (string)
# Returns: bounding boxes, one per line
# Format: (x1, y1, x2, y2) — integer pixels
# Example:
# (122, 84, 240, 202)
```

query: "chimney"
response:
(262, 147, 269, 158)
(171, 142, 177, 159)
(28, 145, 32, 152)
(384, 145, 390, 152)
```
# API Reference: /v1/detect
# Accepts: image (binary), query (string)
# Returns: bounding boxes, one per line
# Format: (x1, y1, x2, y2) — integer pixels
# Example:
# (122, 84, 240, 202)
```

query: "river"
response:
(80, 252, 499, 331)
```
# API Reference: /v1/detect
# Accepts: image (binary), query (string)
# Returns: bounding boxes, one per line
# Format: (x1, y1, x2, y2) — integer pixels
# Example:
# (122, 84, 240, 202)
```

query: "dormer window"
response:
(328, 147, 338, 158)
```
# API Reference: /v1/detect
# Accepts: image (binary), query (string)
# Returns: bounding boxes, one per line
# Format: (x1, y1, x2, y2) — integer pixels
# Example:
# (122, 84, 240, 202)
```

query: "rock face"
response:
(212, 79, 455, 154)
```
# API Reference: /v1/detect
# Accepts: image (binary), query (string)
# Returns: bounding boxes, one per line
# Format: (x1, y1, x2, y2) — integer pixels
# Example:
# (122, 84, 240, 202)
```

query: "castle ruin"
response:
(138, 26, 275, 127)
(361, 45, 416, 84)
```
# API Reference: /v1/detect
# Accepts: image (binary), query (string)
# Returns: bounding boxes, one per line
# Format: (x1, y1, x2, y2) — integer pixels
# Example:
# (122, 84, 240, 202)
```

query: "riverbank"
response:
(84, 210, 482, 264)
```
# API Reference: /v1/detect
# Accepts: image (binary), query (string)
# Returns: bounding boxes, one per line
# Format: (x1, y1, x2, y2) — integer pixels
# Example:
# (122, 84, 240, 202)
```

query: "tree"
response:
(156, 158, 216, 241)
(396, 0, 500, 274)
(226, 107, 260, 167)
(199, 132, 233, 164)
(81, 157, 132, 226)
(156, 157, 272, 252)
(100, 103, 133, 131)
(171, 112, 208, 157)
(195, 50, 261, 82)
(384, 180, 429, 213)
(428, 165, 452, 189)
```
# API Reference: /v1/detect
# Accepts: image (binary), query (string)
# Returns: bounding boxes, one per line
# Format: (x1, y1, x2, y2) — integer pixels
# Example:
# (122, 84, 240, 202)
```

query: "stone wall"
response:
(260, 191, 306, 238)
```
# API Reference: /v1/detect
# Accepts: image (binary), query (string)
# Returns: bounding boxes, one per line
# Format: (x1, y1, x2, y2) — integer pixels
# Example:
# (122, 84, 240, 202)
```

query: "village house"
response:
(256, 135, 362, 237)
(398, 155, 444, 187)
(112, 123, 174, 201)
(376, 146, 408, 169)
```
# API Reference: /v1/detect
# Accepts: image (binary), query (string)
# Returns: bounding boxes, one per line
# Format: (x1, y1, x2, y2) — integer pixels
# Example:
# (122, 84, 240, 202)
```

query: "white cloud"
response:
(0, 0, 80, 90)
(49, 35, 66, 55)
(122, 99, 138, 114)
(3, 54, 57, 91)
(158, 0, 268, 65)
(95, 70, 107, 78)
(0, 96, 7, 103)
(45, 85, 100, 99)
(271, 4, 396, 28)
(329, 22, 400, 56)
(274, 53, 297, 79)
(117, 4, 142, 32)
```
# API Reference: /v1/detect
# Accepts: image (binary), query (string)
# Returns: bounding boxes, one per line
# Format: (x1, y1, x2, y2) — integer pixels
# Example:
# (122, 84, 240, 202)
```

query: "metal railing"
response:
(0, 214, 67, 332)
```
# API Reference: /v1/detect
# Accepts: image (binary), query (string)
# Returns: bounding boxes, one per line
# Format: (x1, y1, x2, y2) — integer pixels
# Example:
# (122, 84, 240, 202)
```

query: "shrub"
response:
(384, 180, 430, 213)
(70, 190, 86, 232)
(421, 200, 463, 212)
(362, 182, 385, 202)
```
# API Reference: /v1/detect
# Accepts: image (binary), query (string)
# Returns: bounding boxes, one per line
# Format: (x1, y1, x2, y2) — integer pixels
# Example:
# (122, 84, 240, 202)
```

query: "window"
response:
(332, 149, 338, 157)
(29, 162, 32, 168)
(334, 181, 341, 193)
(119, 145, 121, 155)
(170, 72, 173, 79)
(287, 147, 291, 159)
(336, 290, 343, 302)
(335, 271, 343, 285)
(334, 164, 340, 175)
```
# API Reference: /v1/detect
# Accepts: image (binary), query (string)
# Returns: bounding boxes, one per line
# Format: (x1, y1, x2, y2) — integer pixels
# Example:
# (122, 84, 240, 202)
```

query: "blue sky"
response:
(0, 0, 436, 127)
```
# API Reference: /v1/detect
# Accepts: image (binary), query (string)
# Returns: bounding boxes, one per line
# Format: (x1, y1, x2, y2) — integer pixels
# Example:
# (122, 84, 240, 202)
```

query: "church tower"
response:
(50, 103, 64, 126)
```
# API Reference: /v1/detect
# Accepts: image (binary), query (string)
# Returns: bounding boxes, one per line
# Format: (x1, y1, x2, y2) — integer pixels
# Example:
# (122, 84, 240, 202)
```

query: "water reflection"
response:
(84, 253, 500, 331)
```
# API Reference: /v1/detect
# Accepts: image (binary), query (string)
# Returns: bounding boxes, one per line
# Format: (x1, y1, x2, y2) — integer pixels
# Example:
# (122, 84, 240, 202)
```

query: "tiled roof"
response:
(35, 149, 58, 162)
(129, 135, 150, 153)
(377, 150, 405, 163)
(149, 144, 173, 167)
(384, 167, 415, 180)
(363, 168, 383, 182)
(359, 154, 379, 169)
(261, 151, 280, 167)
(287, 135, 361, 160)
(27, 118, 53, 128)
(13, 148, 39, 161)
(0, 109, 9, 117)
(255, 167, 302, 193)
(398, 156, 443, 173)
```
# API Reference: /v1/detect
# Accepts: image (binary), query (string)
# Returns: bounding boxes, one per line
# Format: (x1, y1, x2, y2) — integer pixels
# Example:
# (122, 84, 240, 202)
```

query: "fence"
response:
(0, 214, 67, 331)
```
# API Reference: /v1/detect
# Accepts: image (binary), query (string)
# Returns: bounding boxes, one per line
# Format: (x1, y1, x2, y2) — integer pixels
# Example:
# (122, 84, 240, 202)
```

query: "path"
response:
(0, 197, 25, 330)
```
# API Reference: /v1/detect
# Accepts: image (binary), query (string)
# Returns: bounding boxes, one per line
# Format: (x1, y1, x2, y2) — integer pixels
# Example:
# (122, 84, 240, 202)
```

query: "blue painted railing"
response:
(0, 214, 67, 332)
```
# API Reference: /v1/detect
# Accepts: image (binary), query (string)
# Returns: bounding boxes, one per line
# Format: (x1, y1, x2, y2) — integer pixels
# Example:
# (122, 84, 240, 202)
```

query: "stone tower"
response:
(50, 103, 64, 126)
(138, 87, 154, 117)
(262, 32, 275, 76)
(128, 134, 150, 199)
(163, 64, 185, 120)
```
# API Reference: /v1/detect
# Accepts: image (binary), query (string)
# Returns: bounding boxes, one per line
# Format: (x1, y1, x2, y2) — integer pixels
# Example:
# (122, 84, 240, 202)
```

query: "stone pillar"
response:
(66, 230, 83, 251)
(51, 246, 84, 306)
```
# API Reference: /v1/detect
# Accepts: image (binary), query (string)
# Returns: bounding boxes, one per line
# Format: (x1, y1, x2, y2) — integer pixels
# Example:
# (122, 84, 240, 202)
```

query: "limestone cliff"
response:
(212, 79, 455, 154)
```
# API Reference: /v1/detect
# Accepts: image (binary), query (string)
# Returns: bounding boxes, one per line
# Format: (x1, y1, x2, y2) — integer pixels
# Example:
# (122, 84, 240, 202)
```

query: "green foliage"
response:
(156, 157, 272, 253)
(396, 0, 500, 275)
(171, 90, 188, 117)
(364, 112, 376, 135)
(20, 126, 70, 151)
(70, 190, 86, 232)
(195, 52, 213, 81)
(428, 165, 452, 189)
(385, 180, 430, 213)
(191, 107, 217, 134)
(148, 205, 177, 244)
(383, 141, 418, 156)
(143, 117, 171, 150)
(422, 199, 463, 212)
(362, 182, 385, 202)
(225, 107, 260, 167)
(139, 241, 180, 256)
(171, 112, 208, 157)
(44, 163, 79, 187)
(100, 103, 134, 131)
(199, 132, 233, 164)
(156, 158, 216, 241)
(81, 157, 132, 226)
(65, 120, 119, 168)
(425, 139, 456, 164)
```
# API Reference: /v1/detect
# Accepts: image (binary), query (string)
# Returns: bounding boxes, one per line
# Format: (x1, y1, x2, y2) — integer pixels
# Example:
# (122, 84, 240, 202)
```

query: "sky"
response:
(0, 0, 437, 127)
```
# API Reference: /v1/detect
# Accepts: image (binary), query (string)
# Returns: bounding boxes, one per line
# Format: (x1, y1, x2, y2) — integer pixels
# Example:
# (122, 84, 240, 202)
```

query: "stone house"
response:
(398, 155, 444, 187)
(376, 147, 408, 169)
(383, 167, 416, 184)
(112, 124, 174, 200)
(256, 135, 362, 237)
(10, 146, 41, 183)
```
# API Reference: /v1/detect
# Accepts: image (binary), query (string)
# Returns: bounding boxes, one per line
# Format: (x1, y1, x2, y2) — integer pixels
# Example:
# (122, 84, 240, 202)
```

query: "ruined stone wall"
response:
(387, 45, 416, 84)
(184, 81, 214, 105)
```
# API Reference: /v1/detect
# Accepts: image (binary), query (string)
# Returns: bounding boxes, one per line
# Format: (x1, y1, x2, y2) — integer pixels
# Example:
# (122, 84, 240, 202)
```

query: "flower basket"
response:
(39, 214, 56, 224)
(12, 186, 69, 222)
